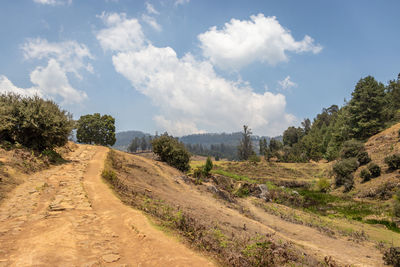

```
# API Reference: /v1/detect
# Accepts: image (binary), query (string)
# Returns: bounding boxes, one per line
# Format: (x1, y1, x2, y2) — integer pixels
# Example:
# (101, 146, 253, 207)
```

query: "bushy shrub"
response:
(41, 149, 64, 164)
(385, 154, 400, 170)
(367, 162, 381, 178)
(152, 135, 190, 172)
(383, 247, 400, 266)
(316, 178, 331, 193)
(0, 94, 73, 151)
(204, 156, 213, 176)
(340, 139, 370, 165)
(333, 158, 359, 189)
(248, 154, 261, 164)
(360, 168, 371, 182)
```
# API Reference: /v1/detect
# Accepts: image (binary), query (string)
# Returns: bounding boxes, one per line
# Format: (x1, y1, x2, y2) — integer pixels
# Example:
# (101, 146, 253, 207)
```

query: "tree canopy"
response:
(76, 113, 116, 146)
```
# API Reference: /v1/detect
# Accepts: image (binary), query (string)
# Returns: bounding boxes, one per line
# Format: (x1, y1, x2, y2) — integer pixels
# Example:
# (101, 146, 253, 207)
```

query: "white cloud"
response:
(0, 59, 87, 104)
(145, 2, 159, 15)
(112, 45, 296, 136)
(198, 14, 322, 70)
(22, 38, 93, 78)
(1, 38, 91, 104)
(30, 59, 87, 104)
(141, 14, 162, 31)
(278, 76, 297, 90)
(33, 0, 71, 5)
(96, 12, 146, 52)
(175, 0, 190, 6)
(0, 75, 41, 97)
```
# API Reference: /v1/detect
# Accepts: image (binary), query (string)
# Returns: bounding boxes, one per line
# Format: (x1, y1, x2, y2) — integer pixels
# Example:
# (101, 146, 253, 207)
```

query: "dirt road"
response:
(0, 145, 214, 266)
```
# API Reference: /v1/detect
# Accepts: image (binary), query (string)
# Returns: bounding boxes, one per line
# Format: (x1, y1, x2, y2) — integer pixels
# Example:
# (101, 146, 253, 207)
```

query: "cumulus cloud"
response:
(1, 38, 91, 104)
(198, 14, 322, 70)
(112, 45, 296, 136)
(96, 12, 146, 52)
(175, 0, 190, 6)
(142, 14, 162, 31)
(0, 76, 41, 97)
(278, 76, 297, 90)
(0, 59, 87, 104)
(33, 0, 71, 5)
(145, 2, 159, 15)
(22, 38, 93, 78)
(97, 12, 296, 135)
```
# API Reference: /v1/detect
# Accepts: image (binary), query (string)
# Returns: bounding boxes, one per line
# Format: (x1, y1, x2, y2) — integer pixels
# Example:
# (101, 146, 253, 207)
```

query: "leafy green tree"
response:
(0, 94, 73, 151)
(76, 113, 116, 146)
(238, 125, 253, 160)
(348, 76, 385, 139)
(301, 118, 311, 134)
(152, 135, 190, 171)
(283, 126, 304, 147)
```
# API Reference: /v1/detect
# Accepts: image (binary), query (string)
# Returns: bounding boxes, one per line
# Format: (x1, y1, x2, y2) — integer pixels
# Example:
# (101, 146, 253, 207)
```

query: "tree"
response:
(204, 156, 213, 176)
(0, 94, 74, 151)
(238, 125, 253, 160)
(152, 135, 190, 171)
(283, 126, 304, 147)
(76, 113, 116, 146)
(140, 136, 147, 151)
(385, 74, 400, 122)
(259, 138, 267, 155)
(128, 137, 139, 152)
(348, 76, 385, 139)
(301, 118, 311, 134)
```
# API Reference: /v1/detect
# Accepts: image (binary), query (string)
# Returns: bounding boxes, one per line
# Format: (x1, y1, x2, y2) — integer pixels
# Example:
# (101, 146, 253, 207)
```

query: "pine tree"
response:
(348, 76, 385, 139)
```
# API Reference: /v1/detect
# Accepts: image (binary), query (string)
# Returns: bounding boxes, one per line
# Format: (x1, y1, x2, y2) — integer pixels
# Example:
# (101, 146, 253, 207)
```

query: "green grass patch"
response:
(365, 219, 400, 233)
(211, 169, 255, 183)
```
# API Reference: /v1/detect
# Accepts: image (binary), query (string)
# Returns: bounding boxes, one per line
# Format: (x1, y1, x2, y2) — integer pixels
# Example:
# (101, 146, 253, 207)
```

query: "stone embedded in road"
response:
(102, 253, 120, 263)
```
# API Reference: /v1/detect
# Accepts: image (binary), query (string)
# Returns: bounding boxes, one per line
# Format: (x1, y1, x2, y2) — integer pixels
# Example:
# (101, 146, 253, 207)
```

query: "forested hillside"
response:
(276, 74, 400, 163)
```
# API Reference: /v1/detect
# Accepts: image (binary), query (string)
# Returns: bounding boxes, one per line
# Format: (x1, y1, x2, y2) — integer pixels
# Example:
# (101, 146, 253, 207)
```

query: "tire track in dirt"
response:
(0, 145, 214, 266)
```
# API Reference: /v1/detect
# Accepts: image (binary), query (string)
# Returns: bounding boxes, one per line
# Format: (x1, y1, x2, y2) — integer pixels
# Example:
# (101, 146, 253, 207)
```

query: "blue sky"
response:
(0, 0, 399, 136)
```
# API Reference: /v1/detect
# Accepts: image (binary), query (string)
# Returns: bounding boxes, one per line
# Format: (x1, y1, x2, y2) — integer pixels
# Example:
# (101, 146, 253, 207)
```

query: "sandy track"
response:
(0, 145, 214, 267)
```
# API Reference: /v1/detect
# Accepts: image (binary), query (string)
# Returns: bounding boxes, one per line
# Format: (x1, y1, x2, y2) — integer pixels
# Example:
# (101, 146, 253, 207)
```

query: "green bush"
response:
(0, 94, 73, 151)
(360, 168, 371, 182)
(340, 139, 370, 165)
(316, 178, 331, 192)
(367, 162, 381, 178)
(385, 154, 400, 170)
(248, 154, 261, 164)
(151, 135, 190, 172)
(41, 149, 65, 164)
(333, 158, 359, 189)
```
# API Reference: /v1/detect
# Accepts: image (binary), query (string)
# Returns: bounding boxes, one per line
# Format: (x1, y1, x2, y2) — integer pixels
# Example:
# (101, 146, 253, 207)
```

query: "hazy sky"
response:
(1, 0, 399, 136)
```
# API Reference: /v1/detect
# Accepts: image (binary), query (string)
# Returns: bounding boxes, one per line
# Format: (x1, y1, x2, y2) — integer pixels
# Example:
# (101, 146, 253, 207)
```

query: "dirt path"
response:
(241, 199, 384, 267)
(0, 145, 214, 267)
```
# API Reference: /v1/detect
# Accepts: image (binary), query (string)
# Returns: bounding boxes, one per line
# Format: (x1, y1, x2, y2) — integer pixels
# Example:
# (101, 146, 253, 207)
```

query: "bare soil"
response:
(110, 150, 386, 266)
(0, 145, 214, 266)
